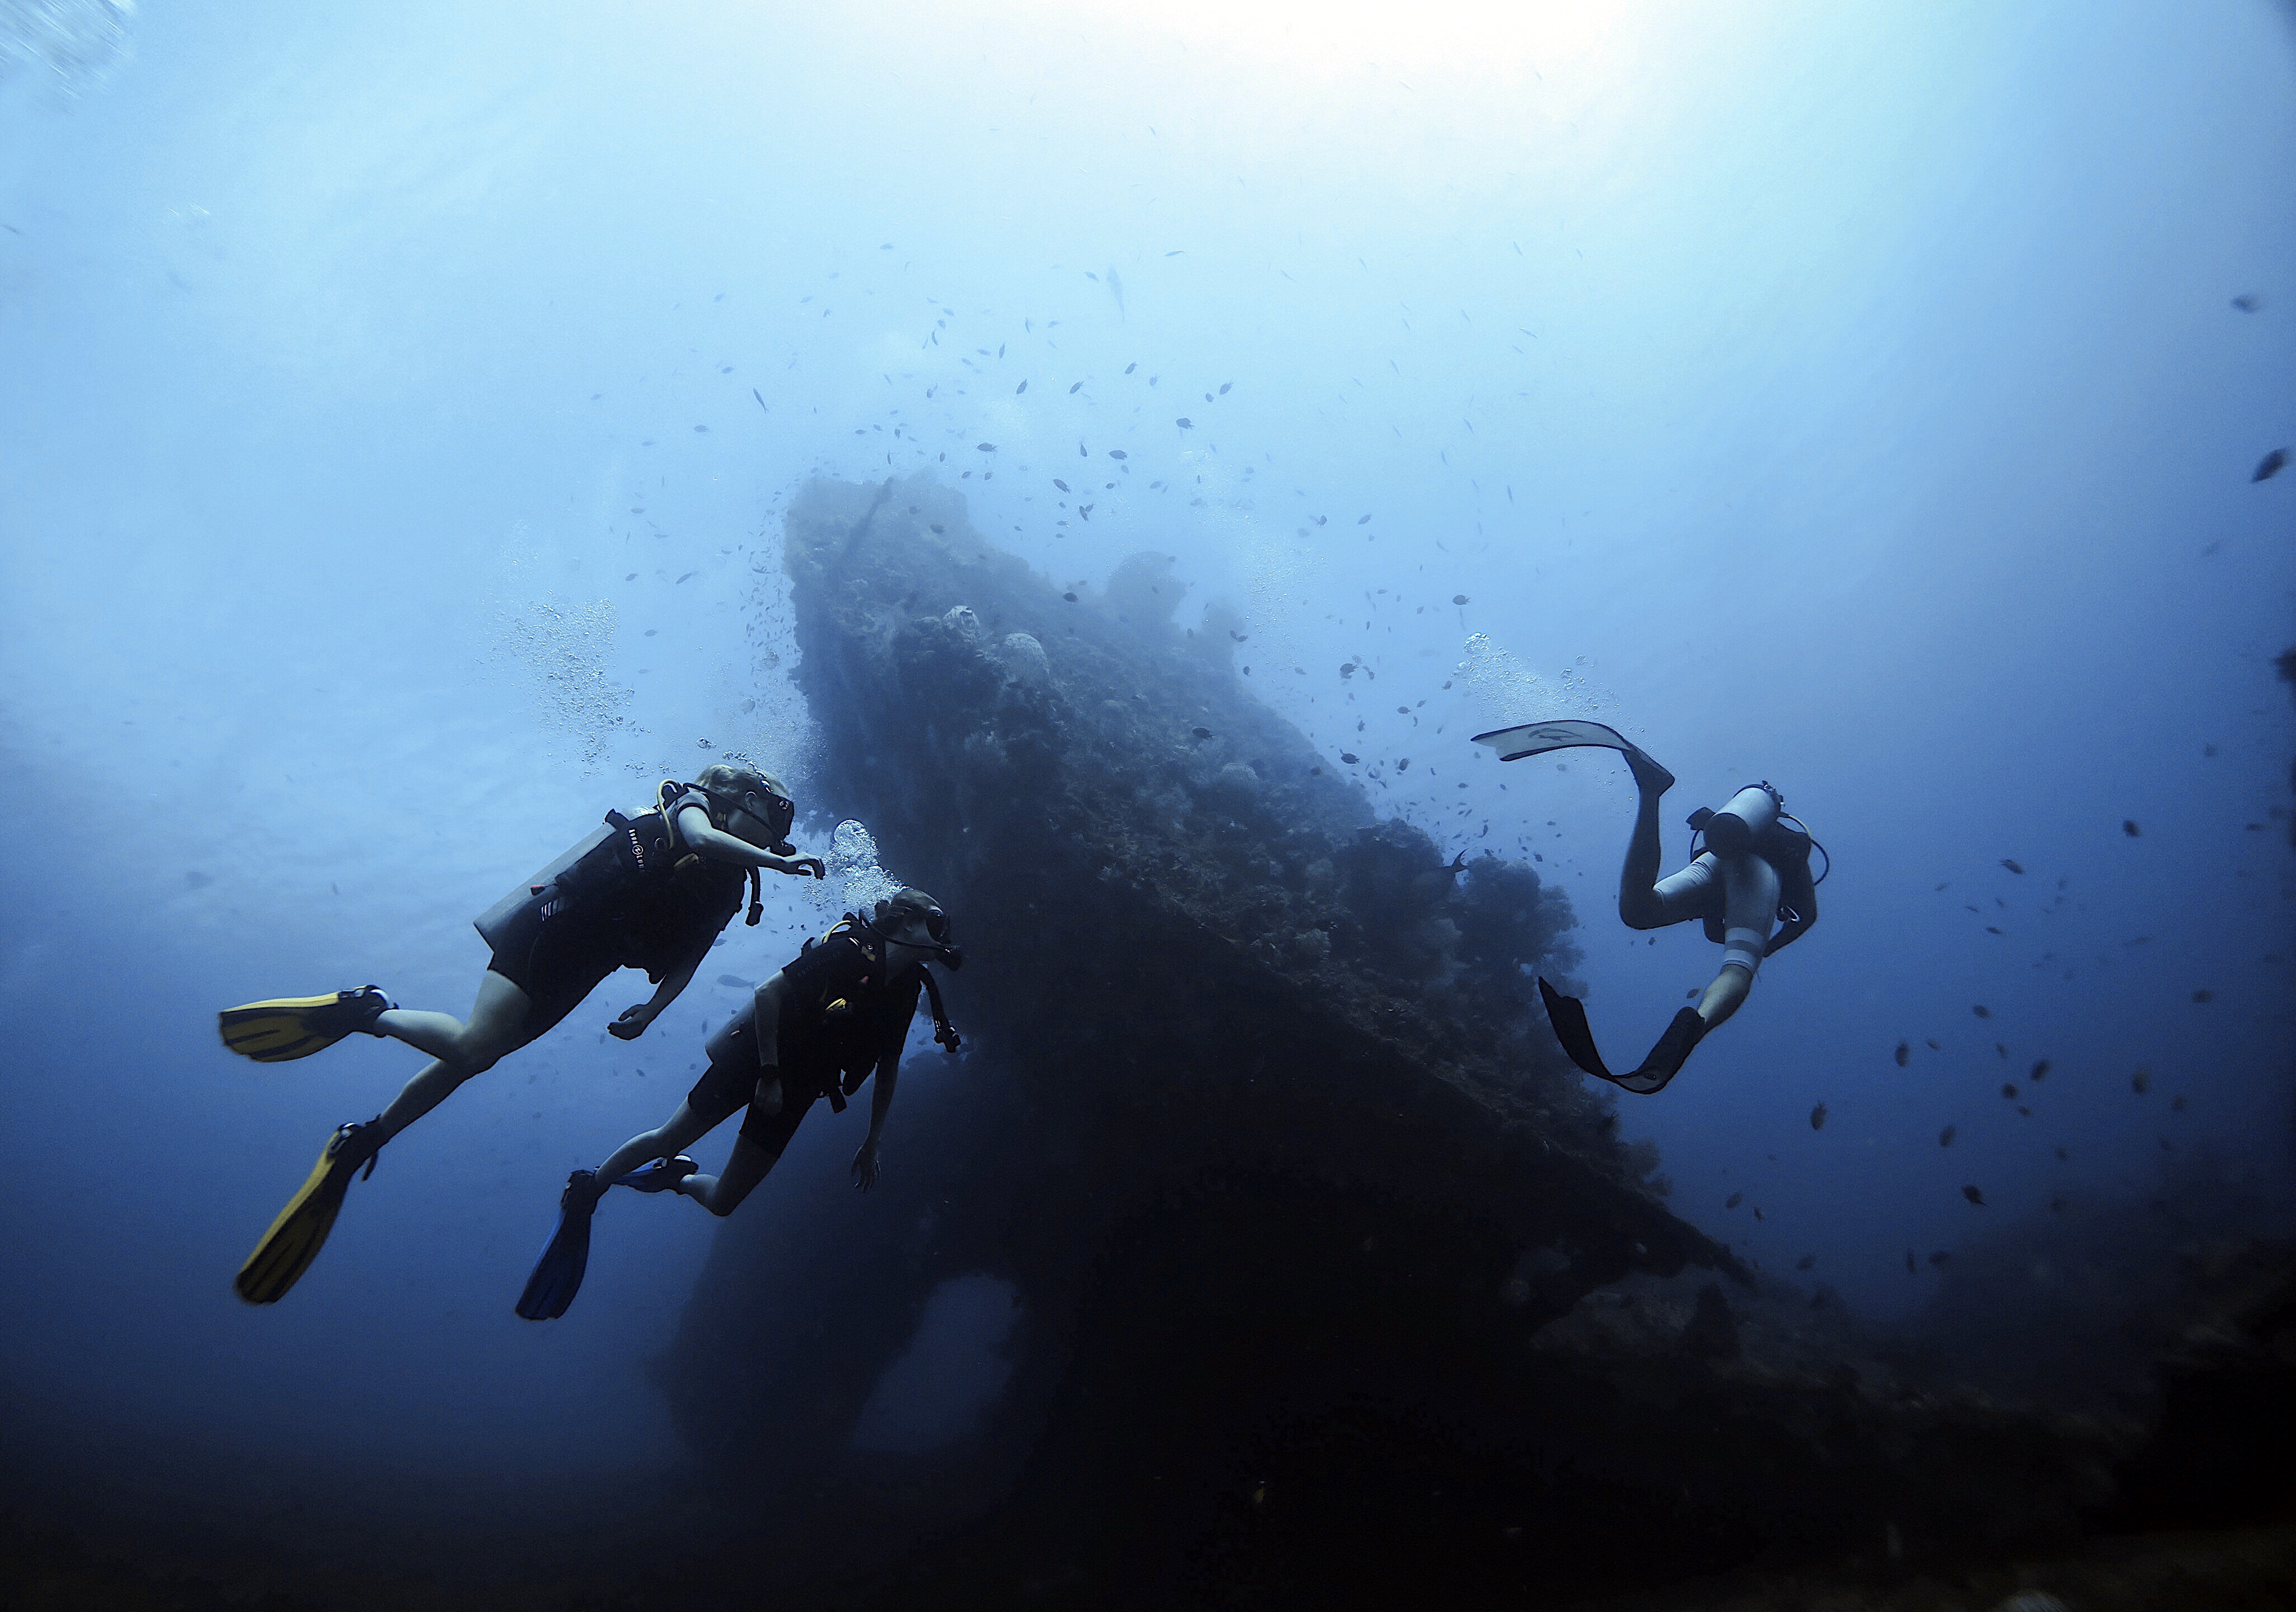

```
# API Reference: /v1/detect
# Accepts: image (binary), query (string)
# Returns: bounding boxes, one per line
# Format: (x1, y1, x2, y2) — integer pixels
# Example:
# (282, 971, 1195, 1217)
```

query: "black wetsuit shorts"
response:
(686, 1046, 820, 1156)
(485, 888, 627, 1039)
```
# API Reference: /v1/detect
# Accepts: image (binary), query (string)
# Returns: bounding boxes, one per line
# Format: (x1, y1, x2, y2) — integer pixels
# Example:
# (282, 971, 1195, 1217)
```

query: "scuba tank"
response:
(474, 824, 616, 950)
(474, 782, 765, 952)
(1690, 782, 1784, 858)
(1684, 780, 1830, 924)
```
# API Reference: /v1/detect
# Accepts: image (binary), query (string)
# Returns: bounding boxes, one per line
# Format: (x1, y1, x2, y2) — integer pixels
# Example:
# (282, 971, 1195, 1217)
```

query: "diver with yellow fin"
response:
(516, 888, 963, 1320)
(219, 765, 826, 1304)
(1471, 720, 1824, 1094)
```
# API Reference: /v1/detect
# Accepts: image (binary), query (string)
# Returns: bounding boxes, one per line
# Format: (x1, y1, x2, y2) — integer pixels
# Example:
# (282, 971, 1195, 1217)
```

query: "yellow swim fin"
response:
(235, 1122, 381, 1304)
(218, 987, 393, 1063)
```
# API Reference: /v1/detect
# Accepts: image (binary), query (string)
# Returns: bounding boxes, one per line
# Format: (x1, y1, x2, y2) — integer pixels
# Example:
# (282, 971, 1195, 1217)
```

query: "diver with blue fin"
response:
(1472, 720, 1825, 1095)
(516, 887, 964, 1320)
(220, 765, 827, 1305)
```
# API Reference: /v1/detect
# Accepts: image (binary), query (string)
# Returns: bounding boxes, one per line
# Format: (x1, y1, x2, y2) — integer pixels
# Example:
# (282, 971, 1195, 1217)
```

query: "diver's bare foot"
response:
(1624, 747, 1675, 796)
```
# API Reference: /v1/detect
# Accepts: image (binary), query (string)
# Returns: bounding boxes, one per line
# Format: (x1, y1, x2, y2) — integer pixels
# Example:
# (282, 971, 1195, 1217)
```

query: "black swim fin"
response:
(1538, 981, 1706, 1096)
(1623, 1008, 1708, 1096)
(516, 1170, 601, 1321)
(1538, 978, 1614, 1080)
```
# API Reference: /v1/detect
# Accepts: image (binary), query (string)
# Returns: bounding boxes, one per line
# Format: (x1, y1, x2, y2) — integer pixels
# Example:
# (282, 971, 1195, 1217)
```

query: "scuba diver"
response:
(515, 887, 963, 1319)
(1470, 720, 1824, 1095)
(219, 765, 827, 1305)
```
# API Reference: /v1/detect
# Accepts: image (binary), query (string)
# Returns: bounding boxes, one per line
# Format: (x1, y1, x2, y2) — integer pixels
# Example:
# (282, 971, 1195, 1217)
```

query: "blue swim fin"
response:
(516, 1170, 600, 1321)
(615, 1156, 697, 1194)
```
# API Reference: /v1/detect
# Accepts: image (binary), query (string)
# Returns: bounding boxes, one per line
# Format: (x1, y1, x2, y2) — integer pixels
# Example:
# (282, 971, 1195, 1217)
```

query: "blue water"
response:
(3, 0, 2292, 1585)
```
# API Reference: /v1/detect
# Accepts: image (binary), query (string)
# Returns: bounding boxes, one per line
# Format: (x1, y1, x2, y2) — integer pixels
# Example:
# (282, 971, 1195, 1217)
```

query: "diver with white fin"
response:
(1470, 720, 1825, 1094)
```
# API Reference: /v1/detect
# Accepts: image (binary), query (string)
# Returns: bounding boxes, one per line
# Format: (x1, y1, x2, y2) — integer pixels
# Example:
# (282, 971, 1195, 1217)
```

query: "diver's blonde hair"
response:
(694, 762, 787, 803)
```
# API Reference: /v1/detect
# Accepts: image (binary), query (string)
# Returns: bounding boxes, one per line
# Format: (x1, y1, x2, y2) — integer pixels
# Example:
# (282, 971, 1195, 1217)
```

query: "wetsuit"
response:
(484, 789, 749, 1037)
(686, 927, 923, 1157)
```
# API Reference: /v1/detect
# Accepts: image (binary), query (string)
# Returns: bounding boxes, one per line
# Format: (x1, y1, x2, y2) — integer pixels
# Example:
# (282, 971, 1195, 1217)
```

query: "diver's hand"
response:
(777, 855, 826, 880)
(608, 1004, 655, 1040)
(850, 1138, 882, 1191)
(751, 1074, 783, 1117)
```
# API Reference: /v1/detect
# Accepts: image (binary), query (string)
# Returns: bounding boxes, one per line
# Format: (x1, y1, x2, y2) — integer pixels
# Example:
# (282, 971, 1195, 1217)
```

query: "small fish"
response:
(977, 443, 996, 452)
(2233, 293, 2260, 311)
(1339, 752, 1359, 765)
(1725, 1191, 1743, 1209)
(1795, 1254, 1815, 1271)
(1070, 381, 1084, 394)
(1927, 1039, 1941, 1051)
(1357, 513, 1371, 524)
(716, 974, 747, 988)
(1895, 1041, 1910, 1067)
(1452, 594, 1468, 606)
(676, 571, 696, 584)
(694, 424, 709, 433)
(1810, 1102, 1828, 1131)
(752, 388, 767, 412)
(1753, 1206, 1764, 1221)
(2122, 819, 2140, 837)
(1929, 1251, 1951, 1267)
(930, 523, 945, 533)
(1177, 417, 1193, 428)
(2132, 1070, 2150, 1094)
(1973, 1005, 1992, 1019)
(1191, 727, 1212, 739)
(1109, 449, 1127, 460)
(1397, 758, 1410, 772)
(624, 572, 638, 581)
(1995, 1042, 2008, 1058)
(2253, 447, 2288, 482)
(1219, 382, 1232, 394)
(1962, 1185, 1985, 1206)
(2055, 1146, 2068, 1160)
(1985, 926, 2004, 935)
(1939, 1124, 1956, 1147)
(1905, 1249, 1918, 1274)
(2030, 1060, 2050, 1080)
(2171, 1094, 2187, 1112)
(1016, 380, 1028, 395)
(1063, 592, 1078, 602)
(2000, 858, 2025, 874)
(2192, 988, 2213, 1003)
(1053, 479, 1070, 492)
(2000, 1083, 2018, 1099)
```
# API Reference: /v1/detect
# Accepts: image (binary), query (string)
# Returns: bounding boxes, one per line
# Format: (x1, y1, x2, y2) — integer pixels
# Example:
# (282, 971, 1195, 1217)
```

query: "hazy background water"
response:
(3, 0, 2292, 1581)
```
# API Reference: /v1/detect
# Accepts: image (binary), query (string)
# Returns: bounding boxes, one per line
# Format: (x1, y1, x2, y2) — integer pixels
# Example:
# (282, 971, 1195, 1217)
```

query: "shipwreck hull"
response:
(651, 477, 2130, 1606)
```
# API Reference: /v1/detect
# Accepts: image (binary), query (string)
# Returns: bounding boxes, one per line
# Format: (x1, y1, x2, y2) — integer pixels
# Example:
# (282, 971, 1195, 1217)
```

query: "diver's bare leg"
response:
(683, 1136, 779, 1217)
(372, 971, 531, 1063)
(369, 973, 536, 1142)
(1695, 962, 1754, 1029)
(1618, 760, 1672, 930)
(593, 1102, 721, 1186)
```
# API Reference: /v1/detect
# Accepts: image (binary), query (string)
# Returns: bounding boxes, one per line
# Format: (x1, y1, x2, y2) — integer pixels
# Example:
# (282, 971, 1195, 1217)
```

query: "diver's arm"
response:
(673, 805, 826, 879)
(608, 949, 705, 1039)
(852, 1051, 899, 1191)
(748, 973, 785, 1069)
(1765, 868, 1817, 957)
